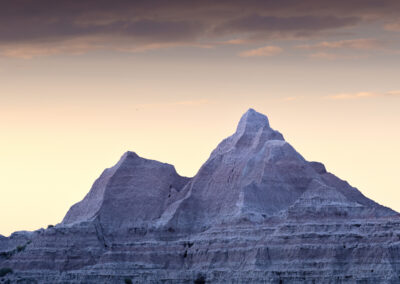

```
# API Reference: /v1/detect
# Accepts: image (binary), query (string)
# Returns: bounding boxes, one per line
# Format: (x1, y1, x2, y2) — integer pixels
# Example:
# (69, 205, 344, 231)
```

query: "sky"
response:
(1, 0, 400, 236)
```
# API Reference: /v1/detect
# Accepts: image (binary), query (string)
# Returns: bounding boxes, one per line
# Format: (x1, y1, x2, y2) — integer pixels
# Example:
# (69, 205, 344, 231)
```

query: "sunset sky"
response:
(1, 0, 400, 236)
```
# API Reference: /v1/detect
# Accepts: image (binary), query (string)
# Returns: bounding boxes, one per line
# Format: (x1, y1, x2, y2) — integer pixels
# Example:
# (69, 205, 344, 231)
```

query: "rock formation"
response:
(1, 109, 399, 283)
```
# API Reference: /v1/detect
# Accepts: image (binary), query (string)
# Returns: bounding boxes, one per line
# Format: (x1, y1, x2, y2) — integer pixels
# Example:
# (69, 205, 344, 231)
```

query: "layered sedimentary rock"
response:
(1, 109, 399, 283)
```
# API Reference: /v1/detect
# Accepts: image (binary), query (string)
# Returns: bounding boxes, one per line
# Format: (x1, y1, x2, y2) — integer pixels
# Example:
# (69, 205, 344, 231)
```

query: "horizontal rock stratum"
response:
(1, 109, 400, 283)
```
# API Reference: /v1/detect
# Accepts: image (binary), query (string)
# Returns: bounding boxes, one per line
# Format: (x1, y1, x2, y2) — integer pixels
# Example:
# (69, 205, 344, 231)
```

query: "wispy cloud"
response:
(0, 37, 103, 59)
(0, 38, 214, 59)
(297, 38, 386, 50)
(384, 21, 400, 32)
(239, 45, 282, 57)
(326, 91, 400, 100)
(308, 52, 366, 60)
(116, 42, 214, 53)
(218, 38, 249, 45)
(215, 14, 359, 38)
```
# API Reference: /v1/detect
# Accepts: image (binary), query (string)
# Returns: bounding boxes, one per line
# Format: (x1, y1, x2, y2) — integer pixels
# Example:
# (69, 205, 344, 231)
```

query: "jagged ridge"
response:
(0, 108, 399, 283)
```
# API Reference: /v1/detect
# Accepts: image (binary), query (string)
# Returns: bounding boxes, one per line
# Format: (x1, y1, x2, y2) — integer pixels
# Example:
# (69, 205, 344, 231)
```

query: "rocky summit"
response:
(1, 109, 400, 283)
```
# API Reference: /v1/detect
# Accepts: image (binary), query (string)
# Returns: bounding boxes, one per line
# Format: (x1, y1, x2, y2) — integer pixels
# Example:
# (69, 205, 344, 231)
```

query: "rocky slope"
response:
(1, 109, 399, 283)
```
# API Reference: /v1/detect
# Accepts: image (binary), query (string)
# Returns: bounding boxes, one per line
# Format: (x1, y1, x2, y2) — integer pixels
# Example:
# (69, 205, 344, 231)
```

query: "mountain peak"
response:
(209, 108, 283, 158)
(2, 109, 399, 283)
(122, 151, 139, 159)
(236, 108, 270, 133)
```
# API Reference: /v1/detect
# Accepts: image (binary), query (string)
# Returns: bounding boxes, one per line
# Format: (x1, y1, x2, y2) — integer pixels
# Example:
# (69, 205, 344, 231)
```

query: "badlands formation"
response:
(1, 109, 400, 283)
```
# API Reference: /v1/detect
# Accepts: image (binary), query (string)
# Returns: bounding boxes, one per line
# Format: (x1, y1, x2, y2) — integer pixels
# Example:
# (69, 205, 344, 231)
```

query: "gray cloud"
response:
(1, 0, 400, 57)
(297, 39, 387, 50)
(238, 45, 283, 57)
(215, 15, 358, 35)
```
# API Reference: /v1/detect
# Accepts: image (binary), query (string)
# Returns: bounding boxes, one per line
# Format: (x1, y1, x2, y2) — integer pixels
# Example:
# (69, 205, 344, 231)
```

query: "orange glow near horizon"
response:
(1, 91, 399, 236)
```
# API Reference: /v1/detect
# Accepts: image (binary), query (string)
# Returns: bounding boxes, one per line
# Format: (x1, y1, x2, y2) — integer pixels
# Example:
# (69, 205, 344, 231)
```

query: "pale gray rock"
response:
(157, 109, 393, 232)
(63, 151, 189, 239)
(1, 108, 399, 283)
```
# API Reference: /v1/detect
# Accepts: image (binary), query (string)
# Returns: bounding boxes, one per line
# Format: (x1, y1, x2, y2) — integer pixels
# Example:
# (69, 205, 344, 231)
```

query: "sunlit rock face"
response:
(1, 109, 399, 283)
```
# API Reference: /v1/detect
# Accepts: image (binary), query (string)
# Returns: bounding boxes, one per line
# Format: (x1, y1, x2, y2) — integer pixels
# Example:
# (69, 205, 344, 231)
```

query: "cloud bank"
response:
(1, 0, 400, 57)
